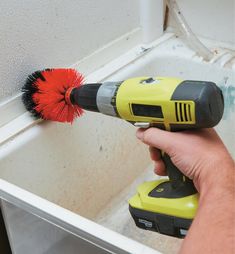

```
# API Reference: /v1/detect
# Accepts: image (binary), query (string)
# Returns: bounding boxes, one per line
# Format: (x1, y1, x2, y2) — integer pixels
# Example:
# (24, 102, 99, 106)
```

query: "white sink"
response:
(0, 34, 234, 254)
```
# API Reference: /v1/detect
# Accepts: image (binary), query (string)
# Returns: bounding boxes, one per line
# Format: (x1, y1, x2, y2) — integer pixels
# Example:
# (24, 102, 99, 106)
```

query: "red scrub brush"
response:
(22, 68, 84, 123)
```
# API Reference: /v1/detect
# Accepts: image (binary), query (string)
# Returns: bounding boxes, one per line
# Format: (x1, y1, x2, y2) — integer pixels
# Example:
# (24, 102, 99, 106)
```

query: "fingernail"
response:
(136, 130, 144, 140)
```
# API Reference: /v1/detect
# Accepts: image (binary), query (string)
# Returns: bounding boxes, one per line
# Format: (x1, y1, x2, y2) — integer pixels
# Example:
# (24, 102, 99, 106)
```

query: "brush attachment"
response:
(22, 68, 84, 123)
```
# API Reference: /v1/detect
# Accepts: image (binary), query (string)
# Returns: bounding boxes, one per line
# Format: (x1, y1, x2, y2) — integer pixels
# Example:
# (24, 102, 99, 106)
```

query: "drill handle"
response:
(162, 153, 196, 191)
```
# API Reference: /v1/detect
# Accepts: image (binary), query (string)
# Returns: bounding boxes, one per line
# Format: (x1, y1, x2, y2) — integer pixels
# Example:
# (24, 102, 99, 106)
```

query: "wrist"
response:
(198, 158, 235, 200)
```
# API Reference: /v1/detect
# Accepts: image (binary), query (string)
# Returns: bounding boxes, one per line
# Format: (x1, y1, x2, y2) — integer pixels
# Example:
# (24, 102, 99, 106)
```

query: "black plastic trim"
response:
(148, 180, 197, 198)
(171, 80, 224, 130)
(129, 205, 192, 238)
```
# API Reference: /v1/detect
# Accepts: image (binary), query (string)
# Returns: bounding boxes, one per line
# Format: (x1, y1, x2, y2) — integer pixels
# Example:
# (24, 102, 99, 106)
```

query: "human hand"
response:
(136, 128, 234, 192)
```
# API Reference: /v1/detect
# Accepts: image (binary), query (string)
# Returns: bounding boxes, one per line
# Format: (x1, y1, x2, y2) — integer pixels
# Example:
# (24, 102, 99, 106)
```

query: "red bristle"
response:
(33, 69, 84, 123)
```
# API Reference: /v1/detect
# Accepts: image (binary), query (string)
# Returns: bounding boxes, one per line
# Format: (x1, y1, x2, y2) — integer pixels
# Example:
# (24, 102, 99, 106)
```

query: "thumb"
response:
(136, 127, 178, 154)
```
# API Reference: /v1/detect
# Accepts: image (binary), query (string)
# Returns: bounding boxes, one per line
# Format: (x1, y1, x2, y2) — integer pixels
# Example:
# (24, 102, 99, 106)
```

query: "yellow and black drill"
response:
(71, 76, 224, 238)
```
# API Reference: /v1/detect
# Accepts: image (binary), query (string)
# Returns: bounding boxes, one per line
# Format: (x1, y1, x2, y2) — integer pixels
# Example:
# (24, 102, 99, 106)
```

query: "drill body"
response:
(73, 76, 223, 131)
(70, 76, 224, 238)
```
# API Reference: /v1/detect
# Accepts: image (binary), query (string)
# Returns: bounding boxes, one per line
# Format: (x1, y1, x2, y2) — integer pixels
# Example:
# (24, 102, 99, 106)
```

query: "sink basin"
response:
(0, 34, 234, 254)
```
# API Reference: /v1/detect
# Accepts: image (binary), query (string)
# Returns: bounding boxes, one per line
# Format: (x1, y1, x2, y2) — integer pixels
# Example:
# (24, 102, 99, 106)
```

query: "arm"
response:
(136, 128, 235, 254)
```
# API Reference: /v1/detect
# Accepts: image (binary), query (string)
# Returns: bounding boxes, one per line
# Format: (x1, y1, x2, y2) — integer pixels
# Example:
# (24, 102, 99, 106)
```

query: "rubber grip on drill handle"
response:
(162, 153, 194, 189)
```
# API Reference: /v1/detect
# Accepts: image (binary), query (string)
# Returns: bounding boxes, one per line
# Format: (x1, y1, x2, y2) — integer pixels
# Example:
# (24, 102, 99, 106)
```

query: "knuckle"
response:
(142, 128, 154, 144)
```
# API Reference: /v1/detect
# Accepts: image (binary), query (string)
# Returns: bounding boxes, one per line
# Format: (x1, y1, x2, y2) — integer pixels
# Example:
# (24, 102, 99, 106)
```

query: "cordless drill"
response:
(70, 76, 224, 238)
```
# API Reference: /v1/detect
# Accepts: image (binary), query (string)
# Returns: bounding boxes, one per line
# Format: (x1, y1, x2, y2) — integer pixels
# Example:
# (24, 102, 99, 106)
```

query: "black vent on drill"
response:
(175, 102, 192, 122)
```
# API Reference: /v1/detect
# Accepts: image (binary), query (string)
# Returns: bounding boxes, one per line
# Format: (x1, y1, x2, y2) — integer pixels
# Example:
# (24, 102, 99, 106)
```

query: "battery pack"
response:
(129, 205, 192, 238)
(128, 179, 198, 238)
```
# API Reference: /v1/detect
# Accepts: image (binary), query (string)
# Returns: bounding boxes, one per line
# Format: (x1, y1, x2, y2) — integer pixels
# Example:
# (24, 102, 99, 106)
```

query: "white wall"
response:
(0, 0, 139, 103)
(1, 0, 234, 104)
(169, 0, 235, 44)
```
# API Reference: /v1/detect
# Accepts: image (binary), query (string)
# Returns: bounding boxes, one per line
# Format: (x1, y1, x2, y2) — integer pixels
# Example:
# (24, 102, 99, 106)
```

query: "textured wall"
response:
(0, 0, 139, 102)
(169, 0, 235, 44)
